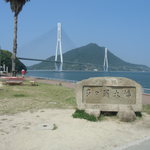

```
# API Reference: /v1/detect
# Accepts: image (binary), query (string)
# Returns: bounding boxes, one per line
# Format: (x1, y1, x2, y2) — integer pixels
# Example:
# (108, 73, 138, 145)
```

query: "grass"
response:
(0, 80, 150, 117)
(72, 109, 99, 122)
(143, 105, 150, 114)
(72, 110, 145, 122)
(0, 80, 76, 115)
(72, 110, 118, 122)
(13, 94, 27, 97)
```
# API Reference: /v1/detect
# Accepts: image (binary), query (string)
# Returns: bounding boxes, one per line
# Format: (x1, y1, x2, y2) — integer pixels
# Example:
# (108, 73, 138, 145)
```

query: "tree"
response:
(5, 0, 30, 76)
(0, 49, 27, 73)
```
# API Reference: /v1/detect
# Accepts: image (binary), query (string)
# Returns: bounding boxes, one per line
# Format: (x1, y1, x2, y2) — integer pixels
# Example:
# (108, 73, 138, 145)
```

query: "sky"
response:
(0, 0, 150, 66)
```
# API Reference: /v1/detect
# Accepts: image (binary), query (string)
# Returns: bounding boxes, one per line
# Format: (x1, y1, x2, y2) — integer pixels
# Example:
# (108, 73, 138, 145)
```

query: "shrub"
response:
(72, 109, 98, 122)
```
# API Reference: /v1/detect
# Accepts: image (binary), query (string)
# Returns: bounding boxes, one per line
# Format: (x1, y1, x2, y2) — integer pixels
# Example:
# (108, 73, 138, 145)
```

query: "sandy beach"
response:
(0, 109, 150, 150)
(0, 77, 150, 150)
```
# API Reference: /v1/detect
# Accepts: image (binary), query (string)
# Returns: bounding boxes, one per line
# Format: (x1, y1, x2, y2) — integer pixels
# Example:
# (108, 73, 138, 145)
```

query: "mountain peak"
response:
(29, 43, 150, 71)
(86, 43, 100, 48)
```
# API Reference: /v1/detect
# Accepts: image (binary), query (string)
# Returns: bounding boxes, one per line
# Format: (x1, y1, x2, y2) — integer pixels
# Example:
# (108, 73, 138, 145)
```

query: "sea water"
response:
(27, 71, 150, 90)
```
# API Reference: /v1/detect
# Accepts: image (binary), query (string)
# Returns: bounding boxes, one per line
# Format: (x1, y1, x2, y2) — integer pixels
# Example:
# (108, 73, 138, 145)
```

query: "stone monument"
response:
(76, 77, 143, 121)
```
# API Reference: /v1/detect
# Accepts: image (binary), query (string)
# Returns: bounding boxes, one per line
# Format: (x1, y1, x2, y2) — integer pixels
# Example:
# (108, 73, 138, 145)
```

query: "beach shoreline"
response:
(0, 76, 150, 150)
(26, 76, 150, 105)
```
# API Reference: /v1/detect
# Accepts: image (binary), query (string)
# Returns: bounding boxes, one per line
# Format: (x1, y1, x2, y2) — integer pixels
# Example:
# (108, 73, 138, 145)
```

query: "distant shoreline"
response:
(26, 76, 76, 89)
(27, 70, 150, 73)
(26, 75, 76, 83)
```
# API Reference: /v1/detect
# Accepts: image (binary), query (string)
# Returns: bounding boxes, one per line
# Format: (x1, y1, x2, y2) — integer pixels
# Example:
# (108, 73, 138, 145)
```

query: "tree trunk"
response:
(12, 14, 18, 76)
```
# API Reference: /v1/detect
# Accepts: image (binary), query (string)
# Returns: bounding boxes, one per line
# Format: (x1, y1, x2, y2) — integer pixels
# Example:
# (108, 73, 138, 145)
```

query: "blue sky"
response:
(0, 0, 150, 66)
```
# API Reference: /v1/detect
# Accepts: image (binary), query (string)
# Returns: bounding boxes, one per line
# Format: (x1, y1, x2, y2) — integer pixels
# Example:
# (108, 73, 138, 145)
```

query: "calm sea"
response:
(27, 71, 150, 90)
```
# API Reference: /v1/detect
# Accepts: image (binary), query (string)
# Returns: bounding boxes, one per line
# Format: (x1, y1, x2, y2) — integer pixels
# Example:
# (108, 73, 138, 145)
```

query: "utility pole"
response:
(55, 23, 63, 71)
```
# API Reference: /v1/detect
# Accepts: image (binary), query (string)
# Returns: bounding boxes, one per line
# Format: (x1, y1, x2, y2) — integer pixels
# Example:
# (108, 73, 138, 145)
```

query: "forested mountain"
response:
(0, 49, 27, 72)
(29, 43, 150, 71)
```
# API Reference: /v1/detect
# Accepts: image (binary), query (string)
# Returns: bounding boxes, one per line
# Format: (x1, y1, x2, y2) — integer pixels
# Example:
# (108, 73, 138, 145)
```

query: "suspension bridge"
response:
(18, 23, 109, 72)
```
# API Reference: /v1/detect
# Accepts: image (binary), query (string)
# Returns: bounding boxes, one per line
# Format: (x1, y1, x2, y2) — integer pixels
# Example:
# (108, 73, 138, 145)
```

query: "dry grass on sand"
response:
(0, 79, 150, 150)
(0, 80, 75, 115)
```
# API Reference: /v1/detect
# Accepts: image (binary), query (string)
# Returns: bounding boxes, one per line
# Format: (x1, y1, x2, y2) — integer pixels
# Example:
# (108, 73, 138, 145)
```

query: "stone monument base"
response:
(76, 77, 143, 122)
(117, 105, 136, 122)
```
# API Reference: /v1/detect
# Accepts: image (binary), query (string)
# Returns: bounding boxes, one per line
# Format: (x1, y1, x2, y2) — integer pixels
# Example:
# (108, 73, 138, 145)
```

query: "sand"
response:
(0, 109, 150, 150)
(0, 77, 150, 149)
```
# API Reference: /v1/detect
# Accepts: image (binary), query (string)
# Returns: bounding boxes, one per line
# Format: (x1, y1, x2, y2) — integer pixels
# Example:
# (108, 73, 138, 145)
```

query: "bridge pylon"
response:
(55, 23, 63, 71)
(103, 47, 109, 72)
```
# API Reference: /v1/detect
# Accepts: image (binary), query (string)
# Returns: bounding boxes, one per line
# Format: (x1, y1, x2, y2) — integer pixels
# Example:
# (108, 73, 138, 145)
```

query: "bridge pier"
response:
(55, 62, 63, 71)
(55, 23, 63, 71)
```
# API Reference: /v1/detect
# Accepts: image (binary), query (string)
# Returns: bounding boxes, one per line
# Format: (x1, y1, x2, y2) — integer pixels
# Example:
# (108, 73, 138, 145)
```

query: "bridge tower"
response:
(55, 23, 63, 71)
(103, 47, 108, 72)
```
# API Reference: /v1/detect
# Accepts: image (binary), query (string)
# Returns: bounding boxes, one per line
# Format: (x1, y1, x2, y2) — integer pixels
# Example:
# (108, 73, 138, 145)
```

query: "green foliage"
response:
(135, 112, 142, 117)
(72, 109, 99, 122)
(143, 105, 150, 114)
(5, 0, 30, 16)
(0, 49, 27, 72)
(29, 43, 150, 71)
(73, 110, 134, 122)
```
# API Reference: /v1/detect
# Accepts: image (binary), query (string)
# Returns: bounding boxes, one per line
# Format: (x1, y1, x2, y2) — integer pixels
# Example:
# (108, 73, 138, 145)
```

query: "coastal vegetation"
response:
(0, 80, 149, 116)
(72, 109, 101, 122)
(29, 43, 150, 71)
(0, 81, 75, 115)
(0, 49, 26, 72)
